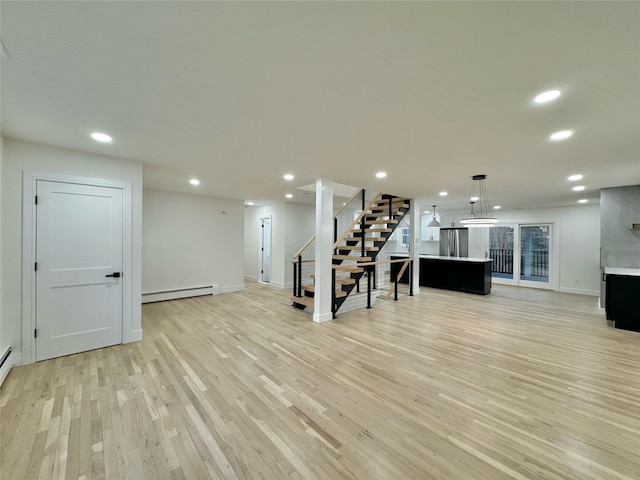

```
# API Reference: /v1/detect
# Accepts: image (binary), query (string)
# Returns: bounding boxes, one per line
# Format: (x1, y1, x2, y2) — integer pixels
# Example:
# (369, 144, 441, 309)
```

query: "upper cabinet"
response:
(421, 223, 440, 242)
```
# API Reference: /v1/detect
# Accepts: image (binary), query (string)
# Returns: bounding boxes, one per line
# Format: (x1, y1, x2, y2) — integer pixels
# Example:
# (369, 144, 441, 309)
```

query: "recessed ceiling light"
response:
(470, 196, 479, 202)
(534, 90, 561, 104)
(246, 201, 254, 206)
(550, 130, 573, 141)
(572, 185, 585, 191)
(439, 191, 448, 196)
(423, 210, 430, 214)
(567, 174, 583, 181)
(189, 178, 200, 186)
(376, 171, 387, 179)
(578, 199, 588, 204)
(493, 205, 501, 210)
(283, 174, 294, 181)
(342, 202, 346, 206)
(91, 132, 112, 143)
(285, 193, 293, 198)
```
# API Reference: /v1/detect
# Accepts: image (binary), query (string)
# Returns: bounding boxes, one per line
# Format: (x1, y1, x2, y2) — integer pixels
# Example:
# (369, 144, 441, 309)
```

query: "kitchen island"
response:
(390, 254, 492, 295)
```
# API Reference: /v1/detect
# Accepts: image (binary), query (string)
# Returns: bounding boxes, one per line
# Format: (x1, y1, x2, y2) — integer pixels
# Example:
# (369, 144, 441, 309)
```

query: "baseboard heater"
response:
(0, 346, 14, 387)
(0, 346, 11, 369)
(142, 285, 219, 304)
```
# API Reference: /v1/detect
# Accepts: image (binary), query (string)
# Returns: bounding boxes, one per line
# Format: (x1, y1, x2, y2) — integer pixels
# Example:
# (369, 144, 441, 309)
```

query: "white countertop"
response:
(604, 267, 640, 277)
(390, 254, 492, 263)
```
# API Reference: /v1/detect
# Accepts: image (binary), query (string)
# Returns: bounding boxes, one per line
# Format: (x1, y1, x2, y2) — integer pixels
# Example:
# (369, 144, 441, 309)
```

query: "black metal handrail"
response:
(490, 248, 549, 277)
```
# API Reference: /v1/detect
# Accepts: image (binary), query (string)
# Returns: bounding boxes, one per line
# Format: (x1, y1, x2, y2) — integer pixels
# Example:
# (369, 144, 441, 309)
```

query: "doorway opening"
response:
(259, 216, 271, 284)
(490, 222, 555, 290)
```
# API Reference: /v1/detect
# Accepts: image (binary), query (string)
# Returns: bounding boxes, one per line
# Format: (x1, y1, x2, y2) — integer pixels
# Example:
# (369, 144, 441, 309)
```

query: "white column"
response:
(313, 177, 334, 323)
(409, 198, 420, 295)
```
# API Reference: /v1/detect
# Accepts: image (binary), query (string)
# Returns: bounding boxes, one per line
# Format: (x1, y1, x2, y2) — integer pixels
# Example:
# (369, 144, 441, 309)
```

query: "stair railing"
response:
(292, 189, 381, 300)
(358, 258, 414, 307)
(292, 190, 412, 315)
(332, 192, 382, 250)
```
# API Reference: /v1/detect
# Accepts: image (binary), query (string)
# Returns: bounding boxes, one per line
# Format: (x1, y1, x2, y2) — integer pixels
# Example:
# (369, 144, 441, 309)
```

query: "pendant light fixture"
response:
(427, 205, 441, 228)
(460, 174, 498, 226)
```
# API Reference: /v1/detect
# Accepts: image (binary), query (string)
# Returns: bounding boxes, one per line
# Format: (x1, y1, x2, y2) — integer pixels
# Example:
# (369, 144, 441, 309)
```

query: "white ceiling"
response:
(2, 2, 639, 215)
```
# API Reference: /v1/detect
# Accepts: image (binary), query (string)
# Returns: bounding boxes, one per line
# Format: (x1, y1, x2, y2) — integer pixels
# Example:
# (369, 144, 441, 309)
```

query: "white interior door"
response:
(36, 180, 124, 361)
(259, 217, 271, 283)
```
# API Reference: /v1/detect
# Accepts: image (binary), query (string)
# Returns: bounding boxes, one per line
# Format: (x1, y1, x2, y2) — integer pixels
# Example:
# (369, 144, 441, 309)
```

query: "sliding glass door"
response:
(490, 223, 554, 289)
(490, 226, 515, 281)
(519, 224, 552, 288)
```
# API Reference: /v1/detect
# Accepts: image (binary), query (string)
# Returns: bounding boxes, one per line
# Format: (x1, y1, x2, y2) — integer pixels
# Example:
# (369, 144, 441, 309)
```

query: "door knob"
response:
(105, 272, 121, 278)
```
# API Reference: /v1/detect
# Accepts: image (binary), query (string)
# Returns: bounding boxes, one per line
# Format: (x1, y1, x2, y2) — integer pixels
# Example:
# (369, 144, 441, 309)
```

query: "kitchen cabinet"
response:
(390, 255, 492, 295)
(605, 268, 640, 332)
(421, 224, 440, 242)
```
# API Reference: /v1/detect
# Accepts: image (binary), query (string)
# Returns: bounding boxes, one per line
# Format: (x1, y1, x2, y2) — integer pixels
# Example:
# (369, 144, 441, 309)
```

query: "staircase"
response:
(291, 191, 411, 316)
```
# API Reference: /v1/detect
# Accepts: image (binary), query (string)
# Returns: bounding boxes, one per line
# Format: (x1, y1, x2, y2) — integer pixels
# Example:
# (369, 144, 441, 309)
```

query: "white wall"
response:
(1, 139, 143, 362)
(0, 135, 4, 356)
(284, 202, 316, 287)
(244, 201, 315, 289)
(488, 204, 601, 295)
(142, 189, 244, 295)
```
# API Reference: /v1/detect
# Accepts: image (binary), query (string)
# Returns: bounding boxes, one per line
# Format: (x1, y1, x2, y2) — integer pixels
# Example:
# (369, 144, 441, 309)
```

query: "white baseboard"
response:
(220, 284, 245, 294)
(558, 287, 599, 297)
(0, 349, 21, 387)
(125, 330, 143, 343)
(244, 274, 258, 282)
(313, 312, 333, 323)
(142, 285, 219, 303)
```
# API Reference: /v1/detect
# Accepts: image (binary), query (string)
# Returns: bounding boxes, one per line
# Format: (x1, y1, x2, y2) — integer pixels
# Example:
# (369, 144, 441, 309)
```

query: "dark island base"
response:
(391, 256, 492, 295)
(606, 274, 640, 332)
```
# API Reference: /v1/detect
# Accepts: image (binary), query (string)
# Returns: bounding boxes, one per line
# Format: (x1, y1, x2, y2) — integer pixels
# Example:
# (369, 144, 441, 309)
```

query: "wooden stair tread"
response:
(372, 203, 409, 210)
(333, 264, 364, 273)
(365, 219, 398, 225)
(351, 228, 392, 233)
(310, 274, 356, 285)
(349, 235, 385, 241)
(376, 197, 411, 203)
(291, 295, 314, 308)
(333, 254, 371, 262)
(302, 285, 347, 298)
(337, 245, 379, 251)
(364, 210, 403, 217)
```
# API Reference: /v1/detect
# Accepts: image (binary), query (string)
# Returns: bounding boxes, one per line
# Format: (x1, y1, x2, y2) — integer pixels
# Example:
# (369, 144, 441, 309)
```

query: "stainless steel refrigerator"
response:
(439, 227, 469, 257)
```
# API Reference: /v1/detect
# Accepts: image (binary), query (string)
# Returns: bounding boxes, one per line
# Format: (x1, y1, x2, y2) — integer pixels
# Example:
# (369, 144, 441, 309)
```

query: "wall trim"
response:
(558, 287, 599, 297)
(313, 312, 333, 323)
(126, 330, 143, 343)
(0, 350, 21, 387)
(142, 285, 218, 304)
(220, 284, 245, 294)
(244, 274, 258, 282)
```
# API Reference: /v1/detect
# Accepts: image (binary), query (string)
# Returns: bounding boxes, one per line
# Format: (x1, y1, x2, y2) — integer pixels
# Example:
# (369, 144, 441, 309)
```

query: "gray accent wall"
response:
(600, 185, 640, 269)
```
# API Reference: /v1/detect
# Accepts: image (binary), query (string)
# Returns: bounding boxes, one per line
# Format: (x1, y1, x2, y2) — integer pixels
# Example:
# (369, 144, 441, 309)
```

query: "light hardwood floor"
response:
(2, 282, 639, 480)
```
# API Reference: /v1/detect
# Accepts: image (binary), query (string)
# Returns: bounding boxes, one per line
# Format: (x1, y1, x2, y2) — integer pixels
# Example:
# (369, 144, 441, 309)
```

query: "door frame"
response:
(517, 223, 556, 290)
(22, 171, 133, 365)
(258, 215, 272, 284)
(491, 220, 559, 291)
(490, 223, 517, 286)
